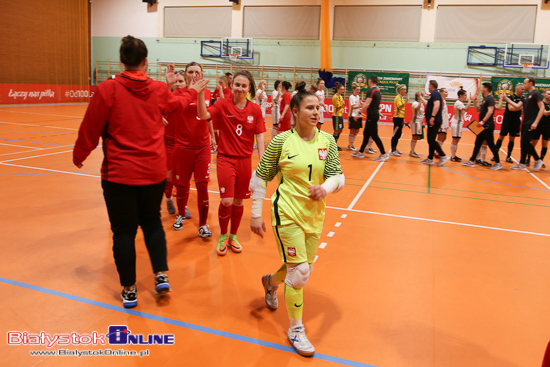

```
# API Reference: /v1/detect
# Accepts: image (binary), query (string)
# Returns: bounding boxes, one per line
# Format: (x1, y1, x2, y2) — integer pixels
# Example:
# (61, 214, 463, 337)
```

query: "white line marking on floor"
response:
(503, 148, 550, 191)
(313, 256, 319, 263)
(347, 161, 384, 210)
(0, 150, 74, 163)
(0, 142, 42, 150)
(341, 214, 347, 219)
(0, 162, 100, 178)
(327, 231, 335, 237)
(319, 242, 328, 249)
(335, 222, 341, 227)
(0, 121, 79, 130)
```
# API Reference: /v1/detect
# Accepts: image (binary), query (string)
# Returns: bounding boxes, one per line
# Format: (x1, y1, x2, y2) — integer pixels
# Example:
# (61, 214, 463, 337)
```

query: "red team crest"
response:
(318, 148, 327, 160)
(288, 247, 296, 257)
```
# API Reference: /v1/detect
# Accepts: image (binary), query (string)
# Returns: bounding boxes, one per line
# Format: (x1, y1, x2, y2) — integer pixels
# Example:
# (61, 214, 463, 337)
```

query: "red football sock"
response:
(196, 181, 209, 227)
(164, 180, 174, 199)
(175, 184, 190, 216)
(218, 202, 231, 235)
(230, 205, 244, 236)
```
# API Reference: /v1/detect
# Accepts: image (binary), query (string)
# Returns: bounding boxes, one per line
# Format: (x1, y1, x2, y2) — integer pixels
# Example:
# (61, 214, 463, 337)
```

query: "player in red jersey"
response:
(163, 71, 185, 216)
(168, 62, 216, 237)
(197, 70, 266, 256)
(212, 76, 233, 103)
(278, 81, 292, 133)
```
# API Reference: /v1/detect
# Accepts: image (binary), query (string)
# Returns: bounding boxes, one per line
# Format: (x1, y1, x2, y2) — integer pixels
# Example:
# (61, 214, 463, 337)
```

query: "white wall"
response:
(92, 0, 550, 43)
(91, 0, 158, 37)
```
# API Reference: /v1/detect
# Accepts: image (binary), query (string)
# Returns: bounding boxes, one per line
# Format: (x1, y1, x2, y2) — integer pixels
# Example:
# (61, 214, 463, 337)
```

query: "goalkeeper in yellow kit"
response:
(249, 83, 345, 357)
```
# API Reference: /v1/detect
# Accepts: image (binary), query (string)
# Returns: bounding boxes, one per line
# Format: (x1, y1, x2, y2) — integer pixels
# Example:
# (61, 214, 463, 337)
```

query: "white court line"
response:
(334, 222, 342, 227)
(0, 162, 100, 178)
(502, 148, 550, 191)
(347, 161, 385, 210)
(327, 205, 550, 238)
(1, 110, 83, 119)
(0, 150, 75, 164)
(327, 231, 335, 237)
(319, 242, 328, 249)
(0, 142, 42, 150)
(341, 214, 347, 219)
(0, 145, 72, 157)
(5, 162, 548, 238)
(0, 121, 79, 131)
(313, 255, 319, 263)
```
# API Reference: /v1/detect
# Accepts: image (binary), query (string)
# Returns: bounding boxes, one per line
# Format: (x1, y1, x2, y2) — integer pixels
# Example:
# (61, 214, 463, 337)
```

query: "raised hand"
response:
(165, 64, 176, 85)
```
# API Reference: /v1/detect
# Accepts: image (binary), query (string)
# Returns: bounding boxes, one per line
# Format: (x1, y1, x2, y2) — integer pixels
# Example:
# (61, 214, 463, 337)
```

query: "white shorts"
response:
(410, 120, 423, 136)
(451, 123, 462, 138)
(439, 120, 450, 132)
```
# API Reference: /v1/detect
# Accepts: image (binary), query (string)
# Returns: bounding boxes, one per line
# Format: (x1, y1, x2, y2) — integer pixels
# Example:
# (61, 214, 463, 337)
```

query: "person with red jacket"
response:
(278, 81, 292, 133)
(163, 70, 186, 216)
(167, 61, 216, 237)
(73, 36, 207, 308)
(197, 70, 266, 256)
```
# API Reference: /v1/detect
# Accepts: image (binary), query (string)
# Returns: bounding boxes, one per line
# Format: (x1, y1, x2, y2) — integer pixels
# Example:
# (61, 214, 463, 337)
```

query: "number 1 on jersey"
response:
(308, 164, 312, 181)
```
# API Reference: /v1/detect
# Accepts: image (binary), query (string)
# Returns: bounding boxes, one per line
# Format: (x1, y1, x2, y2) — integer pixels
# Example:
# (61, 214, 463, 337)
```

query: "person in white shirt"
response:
(450, 89, 472, 161)
(407, 91, 427, 158)
(255, 80, 268, 120)
(348, 83, 363, 151)
(271, 80, 282, 138)
(315, 78, 327, 129)
(436, 88, 450, 153)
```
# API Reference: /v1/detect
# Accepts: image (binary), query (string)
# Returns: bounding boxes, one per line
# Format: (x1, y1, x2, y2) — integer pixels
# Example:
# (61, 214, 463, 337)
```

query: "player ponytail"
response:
(233, 70, 256, 98)
(333, 82, 342, 94)
(290, 82, 315, 111)
(281, 81, 292, 92)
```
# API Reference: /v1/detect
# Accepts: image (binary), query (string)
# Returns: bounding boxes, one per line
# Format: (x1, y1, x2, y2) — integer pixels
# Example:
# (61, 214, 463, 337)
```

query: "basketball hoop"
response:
(229, 53, 239, 62)
(522, 62, 534, 73)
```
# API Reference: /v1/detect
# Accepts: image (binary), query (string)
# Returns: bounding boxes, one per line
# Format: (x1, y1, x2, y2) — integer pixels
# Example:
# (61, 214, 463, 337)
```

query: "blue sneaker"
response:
(121, 287, 137, 308)
(155, 273, 171, 294)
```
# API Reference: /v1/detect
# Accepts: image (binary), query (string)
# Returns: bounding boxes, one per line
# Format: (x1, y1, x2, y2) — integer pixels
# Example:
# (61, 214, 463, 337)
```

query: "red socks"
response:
(165, 180, 174, 199)
(218, 203, 231, 234)
(196, 181, 209, 227)
(230, 205, 244, 236)
(175, 184, 190, 216)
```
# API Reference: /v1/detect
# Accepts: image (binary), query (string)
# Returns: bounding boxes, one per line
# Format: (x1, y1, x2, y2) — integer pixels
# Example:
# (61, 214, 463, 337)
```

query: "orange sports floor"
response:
(1, 104, 549, 367)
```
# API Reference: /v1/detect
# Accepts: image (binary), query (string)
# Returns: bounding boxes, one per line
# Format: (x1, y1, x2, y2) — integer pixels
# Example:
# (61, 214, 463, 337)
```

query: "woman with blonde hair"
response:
(390, 84, 408, 156)
(255, 79, 268, 120)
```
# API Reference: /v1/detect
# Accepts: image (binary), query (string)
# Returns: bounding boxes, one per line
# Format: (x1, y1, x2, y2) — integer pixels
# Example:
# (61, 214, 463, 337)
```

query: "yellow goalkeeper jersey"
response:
(255, 129, 343, 233)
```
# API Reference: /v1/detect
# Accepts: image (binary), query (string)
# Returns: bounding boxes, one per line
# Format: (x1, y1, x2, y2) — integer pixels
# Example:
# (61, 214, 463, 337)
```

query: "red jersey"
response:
(209, 98, 266, 158)
(164, 92, 177, 146)
(213, 87, 233, 101)
(73, 70, 197, 185)
(167, 87, 212, 148)
(279, 92, 292, 132)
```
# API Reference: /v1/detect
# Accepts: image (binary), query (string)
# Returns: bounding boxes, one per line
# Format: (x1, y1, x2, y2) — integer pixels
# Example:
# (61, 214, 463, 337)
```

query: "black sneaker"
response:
(121, 287, 138, 308)
(451, 156, 462, 162)
(173, 215, 184, 230)
(506, 157, 513, 163)
(337, 146, 343, 151)
(480, 161, 492, 167)
(490, 157, 496, 162)
(155, 273, 171, 294)
(475, 159, 482, 164)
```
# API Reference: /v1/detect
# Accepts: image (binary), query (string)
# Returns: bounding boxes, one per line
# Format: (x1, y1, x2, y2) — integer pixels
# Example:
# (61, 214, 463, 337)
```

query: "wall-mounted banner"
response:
(490, 77, 525, 98)
(348, 72, 409, 94)
(0, 84, 97, 104)
(425, 75, 479, 99)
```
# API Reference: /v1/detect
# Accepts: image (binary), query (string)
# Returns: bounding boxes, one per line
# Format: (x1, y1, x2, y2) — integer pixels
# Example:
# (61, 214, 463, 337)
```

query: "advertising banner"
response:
(425, 75, 479, 100)
(348, 72, 409, 94)
(0, 84, 97, 104)
(490, 77, 525, 98)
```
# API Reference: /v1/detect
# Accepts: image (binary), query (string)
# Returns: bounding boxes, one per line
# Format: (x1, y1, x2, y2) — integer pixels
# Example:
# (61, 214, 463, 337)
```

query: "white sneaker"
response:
(533, 160, 544, 172)
(437, 156, 450, 166)
(395, 149, 403, 155)
(420, 158, 434, 165)
(185, 206, 192, 219)
(351, 151, 365, 158)
(462, 160, 475, 167)
(347, 145, 358, 151)
(366, 148, 376, 154)
(288, 325, 315, 357)
(261, 274, 279, 310)
(198, 225, 212, 238)
(374, 153, 389, 162)
(389, 151, 401, 157)
(511, 163, 527, 170)
(173, 215, 185, 230)
(490, 163, 503, 171)
(409, 152, 421, 158)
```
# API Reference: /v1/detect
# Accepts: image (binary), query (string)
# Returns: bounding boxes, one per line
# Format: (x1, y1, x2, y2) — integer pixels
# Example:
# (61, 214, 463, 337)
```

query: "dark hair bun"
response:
(295, 81, 307, 93)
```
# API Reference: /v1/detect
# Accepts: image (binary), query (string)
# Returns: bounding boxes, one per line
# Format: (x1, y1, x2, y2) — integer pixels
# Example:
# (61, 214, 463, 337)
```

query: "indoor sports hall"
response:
(1, 1, 550, 366)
